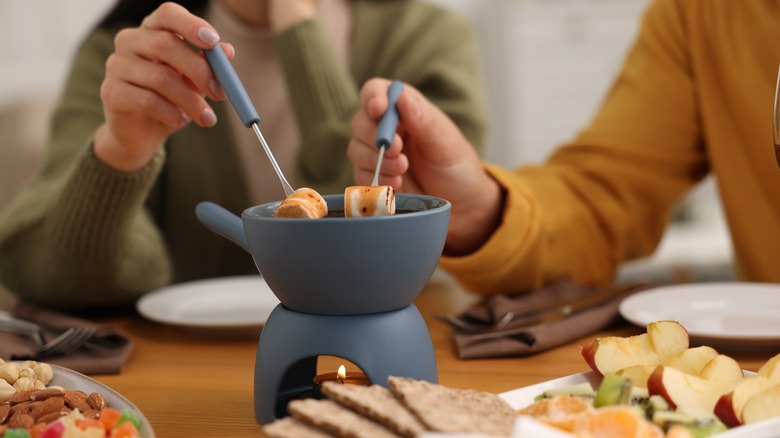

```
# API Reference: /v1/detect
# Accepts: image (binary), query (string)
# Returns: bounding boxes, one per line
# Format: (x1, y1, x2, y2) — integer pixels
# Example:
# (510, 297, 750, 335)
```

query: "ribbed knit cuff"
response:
(439, 164, 545, 295)
(49, 145, 165, 259)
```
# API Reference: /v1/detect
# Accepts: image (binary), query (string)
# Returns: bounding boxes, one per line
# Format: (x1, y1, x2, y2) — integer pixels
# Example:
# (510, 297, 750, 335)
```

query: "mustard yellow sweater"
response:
(441, 0, 780, 294)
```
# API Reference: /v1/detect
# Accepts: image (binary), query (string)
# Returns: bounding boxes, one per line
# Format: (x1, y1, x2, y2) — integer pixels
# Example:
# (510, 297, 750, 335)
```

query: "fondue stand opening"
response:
(313, 363, 370, 387)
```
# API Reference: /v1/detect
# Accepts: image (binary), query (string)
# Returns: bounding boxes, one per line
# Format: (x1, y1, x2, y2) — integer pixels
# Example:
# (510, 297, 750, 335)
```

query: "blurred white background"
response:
(0, 0, 733, 283)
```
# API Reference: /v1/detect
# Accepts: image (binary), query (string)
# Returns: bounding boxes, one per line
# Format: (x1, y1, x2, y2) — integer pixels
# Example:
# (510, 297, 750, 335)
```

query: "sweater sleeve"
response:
(273, 1, 488, 194)
(0, 30, 173, 310)
(273, 19, 360, 195)
(440, 0, 707, 295)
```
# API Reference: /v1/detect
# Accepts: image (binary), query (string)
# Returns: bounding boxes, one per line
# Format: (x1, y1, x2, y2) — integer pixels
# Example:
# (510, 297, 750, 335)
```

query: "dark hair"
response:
(98, 0, 209, 29)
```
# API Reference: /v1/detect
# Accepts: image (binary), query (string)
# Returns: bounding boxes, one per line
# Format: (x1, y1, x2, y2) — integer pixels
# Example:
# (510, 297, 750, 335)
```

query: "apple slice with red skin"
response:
(581, 320, 689, 377)
(666, 345, 719, 374)
(757, 352, 780, 381)
(714, 375, 775, 427)
(714, 352, 780, 427)
(647, 354, 744, 413)
(741, 383, 780, 425)
(616, 345, 718, 388)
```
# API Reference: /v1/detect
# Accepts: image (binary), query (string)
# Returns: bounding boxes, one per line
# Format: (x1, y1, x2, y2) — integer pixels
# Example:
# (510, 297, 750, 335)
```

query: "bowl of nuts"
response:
(0, 359, 154, 437)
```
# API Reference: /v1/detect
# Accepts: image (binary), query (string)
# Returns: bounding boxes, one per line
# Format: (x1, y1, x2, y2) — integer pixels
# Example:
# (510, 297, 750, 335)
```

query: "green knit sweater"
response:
(0, 0, 487, 310)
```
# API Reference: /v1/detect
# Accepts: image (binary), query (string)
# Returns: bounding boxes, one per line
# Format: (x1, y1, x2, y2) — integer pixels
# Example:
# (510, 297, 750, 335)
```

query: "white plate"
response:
(136, 275, 280, 328)
(499, 371, 779, 438)
(619, 282, 780, 348)
(48, 363, 155, 437)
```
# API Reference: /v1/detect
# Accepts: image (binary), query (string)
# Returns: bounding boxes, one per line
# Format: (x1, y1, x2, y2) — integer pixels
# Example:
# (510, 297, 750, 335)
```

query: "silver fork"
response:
(438, 285, 642, 337)
(35, 326, 98, 358)
(0, 315, 45, 346)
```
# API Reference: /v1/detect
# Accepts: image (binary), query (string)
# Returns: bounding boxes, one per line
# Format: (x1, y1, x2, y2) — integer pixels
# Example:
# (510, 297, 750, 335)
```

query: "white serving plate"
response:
(619, 282, 780, 349)
(499, 370, 779, 438)
(136, 275, 279, 329)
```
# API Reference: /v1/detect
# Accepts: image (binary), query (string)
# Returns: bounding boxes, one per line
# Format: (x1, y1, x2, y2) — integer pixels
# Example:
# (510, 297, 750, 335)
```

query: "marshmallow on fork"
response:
(274, 188, 328, 218)
(344, 186, 396, 217)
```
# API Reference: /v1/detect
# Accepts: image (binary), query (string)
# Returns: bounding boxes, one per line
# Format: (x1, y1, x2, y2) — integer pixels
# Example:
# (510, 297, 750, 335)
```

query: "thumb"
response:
(396, 87, 468, 163)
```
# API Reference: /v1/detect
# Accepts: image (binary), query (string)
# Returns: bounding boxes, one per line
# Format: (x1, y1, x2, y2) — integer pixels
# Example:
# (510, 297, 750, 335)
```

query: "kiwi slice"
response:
(593, 373, 632, 407)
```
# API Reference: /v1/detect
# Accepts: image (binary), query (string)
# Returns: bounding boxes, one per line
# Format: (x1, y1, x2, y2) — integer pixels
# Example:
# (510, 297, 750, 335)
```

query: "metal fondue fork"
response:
(205, 46, 295, 197)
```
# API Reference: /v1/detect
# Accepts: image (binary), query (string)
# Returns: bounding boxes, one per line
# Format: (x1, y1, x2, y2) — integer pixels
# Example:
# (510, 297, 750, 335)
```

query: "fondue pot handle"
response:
(195, 202, 250, 253)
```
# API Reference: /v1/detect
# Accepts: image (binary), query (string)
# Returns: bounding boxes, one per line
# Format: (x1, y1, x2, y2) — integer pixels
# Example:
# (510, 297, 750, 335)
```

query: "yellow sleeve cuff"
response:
(439, 164, 546, 295)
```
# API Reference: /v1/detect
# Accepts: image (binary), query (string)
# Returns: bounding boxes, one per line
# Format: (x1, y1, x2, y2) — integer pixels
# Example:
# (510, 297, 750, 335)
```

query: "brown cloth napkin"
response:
(452, 278, 652, 359)
(0, 301, 133, 375)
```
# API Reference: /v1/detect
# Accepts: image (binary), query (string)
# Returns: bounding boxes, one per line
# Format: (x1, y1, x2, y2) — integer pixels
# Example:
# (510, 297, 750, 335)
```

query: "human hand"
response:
(95, 2, 233, 172)
(348, 78, 505, 255)
(269, 0, 321, 33)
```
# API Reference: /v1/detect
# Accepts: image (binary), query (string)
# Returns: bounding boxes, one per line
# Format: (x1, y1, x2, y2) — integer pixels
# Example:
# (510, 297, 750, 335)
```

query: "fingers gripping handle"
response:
(375, 80, 404, 149)
(204, 45, 260, 127)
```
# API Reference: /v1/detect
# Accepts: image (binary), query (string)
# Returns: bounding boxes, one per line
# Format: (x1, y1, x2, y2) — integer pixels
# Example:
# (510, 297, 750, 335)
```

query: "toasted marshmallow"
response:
(274, 187, 328, 219)
(344, 185, 396, 217)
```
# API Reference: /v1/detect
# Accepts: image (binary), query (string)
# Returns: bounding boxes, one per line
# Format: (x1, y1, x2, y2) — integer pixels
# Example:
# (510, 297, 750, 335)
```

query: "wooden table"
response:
(88, 272, 776, 437)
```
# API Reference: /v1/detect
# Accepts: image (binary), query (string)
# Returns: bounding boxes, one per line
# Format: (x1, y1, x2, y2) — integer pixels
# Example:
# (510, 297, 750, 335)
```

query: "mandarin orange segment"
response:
(519, 394, 592, 417)
(518, 395, 593, 431)
(573, 406, 665, 438)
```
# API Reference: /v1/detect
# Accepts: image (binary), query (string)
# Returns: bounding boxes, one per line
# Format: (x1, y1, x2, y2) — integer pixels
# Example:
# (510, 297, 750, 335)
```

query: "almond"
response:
(8, 389, 33, 404)
(30, 396, 64, 421)
(87, 392, 106, 410)
(82, 408, 100, 420)
(7, 412, 34, 429)
(63, 390, 90, 412)
(30, 388, 65, 401)
(0, 403, 9, 424)
(9, 400, 32, 416)
(37, 409, 70, 425)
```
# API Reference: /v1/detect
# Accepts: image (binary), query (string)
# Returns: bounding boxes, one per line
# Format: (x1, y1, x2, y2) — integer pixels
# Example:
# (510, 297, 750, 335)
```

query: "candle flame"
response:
(337, 365, 346, 383)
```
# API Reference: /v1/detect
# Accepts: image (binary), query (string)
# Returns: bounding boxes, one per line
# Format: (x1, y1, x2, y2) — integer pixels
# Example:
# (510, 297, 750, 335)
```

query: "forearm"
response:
(0, 145, 172, 310)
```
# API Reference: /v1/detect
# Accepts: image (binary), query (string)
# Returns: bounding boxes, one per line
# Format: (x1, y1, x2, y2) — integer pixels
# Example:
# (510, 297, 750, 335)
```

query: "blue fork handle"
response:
(376, 80, 404, 149)
(204, 45, 260, 127)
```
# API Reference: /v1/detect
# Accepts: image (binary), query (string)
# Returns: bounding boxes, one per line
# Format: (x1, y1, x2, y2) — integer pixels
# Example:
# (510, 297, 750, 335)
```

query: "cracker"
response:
(321, 381, 426, 437)
(388, 376, 517, 437)
(262, 417, 336, 438)
(288, 398, 402, 438)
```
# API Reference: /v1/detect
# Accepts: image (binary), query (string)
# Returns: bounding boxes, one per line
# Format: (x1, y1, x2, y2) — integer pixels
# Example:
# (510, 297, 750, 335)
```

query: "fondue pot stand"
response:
(256, 304, 437, 422)
(195, 194, 450, 423)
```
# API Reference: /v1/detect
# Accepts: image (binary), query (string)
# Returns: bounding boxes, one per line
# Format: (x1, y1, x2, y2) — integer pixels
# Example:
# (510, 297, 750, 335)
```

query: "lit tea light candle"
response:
(313, 365, 370, 387)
